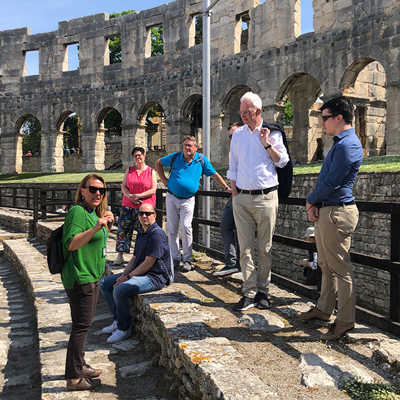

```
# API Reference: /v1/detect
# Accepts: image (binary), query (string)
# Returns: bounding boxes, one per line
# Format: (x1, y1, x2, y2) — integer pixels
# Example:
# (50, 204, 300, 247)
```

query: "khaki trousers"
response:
(315, 204, 359, 324)
(232, 190, 278, 298)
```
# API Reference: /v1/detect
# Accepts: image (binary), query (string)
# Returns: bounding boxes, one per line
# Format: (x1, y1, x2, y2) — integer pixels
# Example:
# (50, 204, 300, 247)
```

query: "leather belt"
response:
(236, 186, 278, 195)
(317, 200, 356, 208)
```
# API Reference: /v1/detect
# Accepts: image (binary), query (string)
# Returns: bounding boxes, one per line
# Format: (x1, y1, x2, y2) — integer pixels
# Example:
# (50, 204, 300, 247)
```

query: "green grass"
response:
(342, 378, 400, 400)
(294, 155, 400, 175)
(0, 156, 399, 184)
(0, 171, 124, 184)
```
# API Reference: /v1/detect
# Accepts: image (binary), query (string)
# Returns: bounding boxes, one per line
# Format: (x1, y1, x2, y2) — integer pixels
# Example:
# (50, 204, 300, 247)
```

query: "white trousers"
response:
(166, 192, 195, 262)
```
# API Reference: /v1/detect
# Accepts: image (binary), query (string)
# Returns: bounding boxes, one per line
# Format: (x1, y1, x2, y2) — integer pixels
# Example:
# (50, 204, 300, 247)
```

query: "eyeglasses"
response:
(138, 211, 154, 216)
(87, 186, 106, 195)
(321, 115, 335, 122)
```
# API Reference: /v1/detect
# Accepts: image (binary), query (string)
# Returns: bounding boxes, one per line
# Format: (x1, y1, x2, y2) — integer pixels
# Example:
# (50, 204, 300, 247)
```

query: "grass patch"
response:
(342, 378, 400, 400)
(0, 171, 124, 184)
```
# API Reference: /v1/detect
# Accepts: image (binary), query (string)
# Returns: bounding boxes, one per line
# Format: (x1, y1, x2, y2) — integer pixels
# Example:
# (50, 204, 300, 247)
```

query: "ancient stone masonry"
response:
(0, 0, 399, 173)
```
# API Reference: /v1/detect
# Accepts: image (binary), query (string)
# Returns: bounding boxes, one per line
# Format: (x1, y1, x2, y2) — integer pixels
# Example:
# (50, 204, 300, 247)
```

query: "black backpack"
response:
(46, 225, 66, 274)
(263, 122, 293, 202)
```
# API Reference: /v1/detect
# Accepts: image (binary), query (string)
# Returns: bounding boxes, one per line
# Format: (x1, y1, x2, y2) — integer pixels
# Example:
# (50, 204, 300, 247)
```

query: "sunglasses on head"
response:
(87, 186, 106, 195)
(138, 211, 154, 216)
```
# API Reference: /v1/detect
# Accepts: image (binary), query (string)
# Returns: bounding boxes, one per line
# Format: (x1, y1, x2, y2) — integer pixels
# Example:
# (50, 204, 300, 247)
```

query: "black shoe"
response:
(233, 296, 256, 311)
(255, 292, 270, 309)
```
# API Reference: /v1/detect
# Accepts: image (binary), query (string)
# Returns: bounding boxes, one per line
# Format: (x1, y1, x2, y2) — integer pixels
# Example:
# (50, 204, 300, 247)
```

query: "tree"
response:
(21, 118, 41, 154)
(282, 96, 293, 126)
(151, 26, 164, 57)
(109, 10, 136, 64)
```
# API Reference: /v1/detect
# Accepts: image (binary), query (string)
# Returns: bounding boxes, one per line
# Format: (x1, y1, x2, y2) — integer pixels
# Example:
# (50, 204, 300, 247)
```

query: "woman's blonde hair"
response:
(75, 174, 108, 217)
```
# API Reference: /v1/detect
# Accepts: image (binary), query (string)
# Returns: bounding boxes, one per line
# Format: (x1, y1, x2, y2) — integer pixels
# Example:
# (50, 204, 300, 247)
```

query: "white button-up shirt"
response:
(227, 120, 289, 190)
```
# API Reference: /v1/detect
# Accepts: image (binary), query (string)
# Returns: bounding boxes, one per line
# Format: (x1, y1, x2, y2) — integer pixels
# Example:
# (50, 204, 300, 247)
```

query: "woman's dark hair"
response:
(131, 147, 146, 156)
(320, 96, 354, 124)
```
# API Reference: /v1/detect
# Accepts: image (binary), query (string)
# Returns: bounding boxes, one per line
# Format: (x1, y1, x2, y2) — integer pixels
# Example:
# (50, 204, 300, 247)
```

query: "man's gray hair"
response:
(240, 92, 262, 111)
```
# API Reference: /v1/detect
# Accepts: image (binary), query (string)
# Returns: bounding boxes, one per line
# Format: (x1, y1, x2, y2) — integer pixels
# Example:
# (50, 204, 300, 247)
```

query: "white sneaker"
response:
(102, 320, 118, 334)
(107, 328, 130, 344)
(113, 254, 124, 265)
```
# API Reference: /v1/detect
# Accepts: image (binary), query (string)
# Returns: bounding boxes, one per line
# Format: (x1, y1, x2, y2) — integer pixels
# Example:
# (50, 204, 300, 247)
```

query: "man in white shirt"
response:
(227, 92, 289, 311)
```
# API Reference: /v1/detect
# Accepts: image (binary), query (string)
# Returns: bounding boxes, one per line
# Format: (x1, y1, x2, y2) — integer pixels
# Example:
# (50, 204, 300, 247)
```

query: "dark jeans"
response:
(220, 197, 240, 267)
(65, 281, 99, 379)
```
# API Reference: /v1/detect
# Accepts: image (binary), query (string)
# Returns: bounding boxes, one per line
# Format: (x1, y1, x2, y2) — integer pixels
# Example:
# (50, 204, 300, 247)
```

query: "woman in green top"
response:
(62, 174, 114, 391)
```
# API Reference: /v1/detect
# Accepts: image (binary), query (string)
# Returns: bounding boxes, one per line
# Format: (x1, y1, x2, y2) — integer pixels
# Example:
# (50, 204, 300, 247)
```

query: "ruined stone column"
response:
(81, 127, 105, 171)
(121, 124, 136, 171)
(0, 134, 21, 174)
(385, 83, 400, 155)
(210, 113, 224, 166)
(40, 131, 64, 173)
(165, 119, 191, 153)
(262, 104, 282, 123)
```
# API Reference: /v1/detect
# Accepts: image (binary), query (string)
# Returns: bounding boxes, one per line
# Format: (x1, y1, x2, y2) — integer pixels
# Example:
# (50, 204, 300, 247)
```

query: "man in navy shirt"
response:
(298, 96, 363, 341)
(155, 135, 229, 272)
(100, 203, 172, 344)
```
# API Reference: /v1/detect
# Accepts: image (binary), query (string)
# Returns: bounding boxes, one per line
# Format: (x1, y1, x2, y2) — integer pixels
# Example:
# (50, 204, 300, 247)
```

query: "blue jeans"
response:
(220, 197, 240, 267)
(100, 273, 156, 331)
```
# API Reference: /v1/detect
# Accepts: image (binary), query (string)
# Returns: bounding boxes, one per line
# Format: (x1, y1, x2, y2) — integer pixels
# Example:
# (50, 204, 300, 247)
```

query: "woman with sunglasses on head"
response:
(62, 174, 114, 391)
(114, 146, 157, 265)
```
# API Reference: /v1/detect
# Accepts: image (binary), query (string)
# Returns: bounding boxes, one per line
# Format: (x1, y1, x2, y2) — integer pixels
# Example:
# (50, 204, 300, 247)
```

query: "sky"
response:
(0, 0, 314, 75)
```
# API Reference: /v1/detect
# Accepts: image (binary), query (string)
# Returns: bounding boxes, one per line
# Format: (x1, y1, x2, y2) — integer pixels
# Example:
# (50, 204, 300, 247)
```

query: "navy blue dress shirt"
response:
(132, 222, 171, 289)
(307, 128, 363, 205)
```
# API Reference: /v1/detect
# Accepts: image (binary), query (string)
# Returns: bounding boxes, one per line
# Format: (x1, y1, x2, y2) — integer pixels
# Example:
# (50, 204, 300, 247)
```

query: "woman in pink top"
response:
(114, 147, 157, 264)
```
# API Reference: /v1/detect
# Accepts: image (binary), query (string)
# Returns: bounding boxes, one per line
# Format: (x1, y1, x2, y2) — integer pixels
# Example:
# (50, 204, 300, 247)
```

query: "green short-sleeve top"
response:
(61, 204, 108, 289)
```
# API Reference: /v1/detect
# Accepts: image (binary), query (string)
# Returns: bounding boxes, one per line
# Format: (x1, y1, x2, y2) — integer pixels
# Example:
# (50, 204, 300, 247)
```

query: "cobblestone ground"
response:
(0, 254, 41, 400)
(0, 231, 177, 400)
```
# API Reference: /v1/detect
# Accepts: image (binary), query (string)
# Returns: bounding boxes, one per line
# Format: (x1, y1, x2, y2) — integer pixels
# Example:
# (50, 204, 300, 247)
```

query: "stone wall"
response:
(0, 0, 398, 173)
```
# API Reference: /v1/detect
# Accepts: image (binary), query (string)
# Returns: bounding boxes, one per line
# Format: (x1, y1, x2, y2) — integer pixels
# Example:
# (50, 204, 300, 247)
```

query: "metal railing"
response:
(1, 184, 399, 335)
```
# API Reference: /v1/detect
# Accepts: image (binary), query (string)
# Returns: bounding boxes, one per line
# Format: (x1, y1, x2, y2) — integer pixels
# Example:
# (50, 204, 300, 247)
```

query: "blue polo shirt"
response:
(161, 152, 216, 198)
(307, 128, 362, 205)
(132, 222, 171, 290)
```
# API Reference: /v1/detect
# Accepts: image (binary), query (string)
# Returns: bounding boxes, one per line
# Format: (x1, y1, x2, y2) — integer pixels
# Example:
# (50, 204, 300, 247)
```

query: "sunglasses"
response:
(321, 115, 335, 122)
(138, 211, 154, 216)
(86, 186, 106, 195)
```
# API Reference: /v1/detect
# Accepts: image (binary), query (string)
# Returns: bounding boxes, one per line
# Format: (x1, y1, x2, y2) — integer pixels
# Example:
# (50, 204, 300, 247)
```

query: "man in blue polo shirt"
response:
(155, 135, 230, 272)
(298, 96, 363, 341)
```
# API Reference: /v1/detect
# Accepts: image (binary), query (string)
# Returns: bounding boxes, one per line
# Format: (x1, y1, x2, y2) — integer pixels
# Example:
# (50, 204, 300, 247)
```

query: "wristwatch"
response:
(264, 144, 272, 150)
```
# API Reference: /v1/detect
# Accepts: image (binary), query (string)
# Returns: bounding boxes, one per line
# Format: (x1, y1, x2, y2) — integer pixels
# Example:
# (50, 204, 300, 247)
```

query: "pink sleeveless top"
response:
(121, 166, 156, 209)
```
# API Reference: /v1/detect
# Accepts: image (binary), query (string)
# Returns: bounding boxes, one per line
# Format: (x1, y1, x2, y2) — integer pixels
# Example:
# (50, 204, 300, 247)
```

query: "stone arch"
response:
(276, 72, 322, 163)
(221, 85, 252, 127)
(97, 107, 123, 170)
(341, 58, 387, 157)
(15, 114, 42, 173)
(53, 110, 82, 172)
(137, 102, 166, 152)
(181, 94, 202, 148)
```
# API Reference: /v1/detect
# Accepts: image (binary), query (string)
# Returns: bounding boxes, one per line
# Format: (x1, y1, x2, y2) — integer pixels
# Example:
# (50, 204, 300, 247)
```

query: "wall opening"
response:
(107, 34, 122, 65)
(24, 50, 39, 76)
(182, 95, 203, 149)
(189, 14, 203, 47)
(234, 12, 250, 53)
(98, 108, 122, 169)
(19, 116, 41, 172)
(64, 43, 79, 71)
(146, 25, 164, 58)
(301, 0, 314, 34)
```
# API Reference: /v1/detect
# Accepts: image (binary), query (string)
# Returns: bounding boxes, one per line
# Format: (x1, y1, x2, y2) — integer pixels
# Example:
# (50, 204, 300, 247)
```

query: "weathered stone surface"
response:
(238, 312, 285, 332)
(119, 361, 153, 378)
(300, 353, 374, 388)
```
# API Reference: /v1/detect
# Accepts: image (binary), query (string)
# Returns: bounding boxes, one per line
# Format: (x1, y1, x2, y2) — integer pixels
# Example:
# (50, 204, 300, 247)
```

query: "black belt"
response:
(317, 200, 356, 208)
(236, 186, 278, 195)
(167, 190, 193, 200)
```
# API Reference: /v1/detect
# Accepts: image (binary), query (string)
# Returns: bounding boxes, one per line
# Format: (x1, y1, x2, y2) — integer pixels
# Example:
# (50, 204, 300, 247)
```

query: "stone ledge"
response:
(0, 209, 31, 234)
(3, 234, 278, 399)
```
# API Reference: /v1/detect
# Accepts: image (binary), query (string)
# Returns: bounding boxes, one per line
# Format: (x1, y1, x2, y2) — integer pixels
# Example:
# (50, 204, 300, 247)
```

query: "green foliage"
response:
(108, 10, 136, 64)
(63, 115, 80, 150)
(282, 96, 293, 126)
(195, 15, 202, 45)
(21, 118, 41, 154)
(151, 26, 164, 57)
(342, 378, 400, 400)
(104, 109, 122, 136)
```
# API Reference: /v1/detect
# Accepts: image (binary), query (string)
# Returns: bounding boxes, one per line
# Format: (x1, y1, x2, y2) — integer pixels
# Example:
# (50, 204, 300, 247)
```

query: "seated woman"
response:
(62, 174, 114, 391)
(100, 203, 172, 344)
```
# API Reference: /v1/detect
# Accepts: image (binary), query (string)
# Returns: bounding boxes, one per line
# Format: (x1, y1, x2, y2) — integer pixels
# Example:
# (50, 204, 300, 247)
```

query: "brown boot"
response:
(82, 364, 102, 378)
(67, 377, 101, 391)
(321, 321, 354, 340)
(297, 307, 330, 322)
